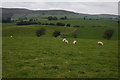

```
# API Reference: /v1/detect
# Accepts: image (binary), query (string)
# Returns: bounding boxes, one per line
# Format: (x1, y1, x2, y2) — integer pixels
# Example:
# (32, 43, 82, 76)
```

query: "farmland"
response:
(2, 19, 119, 78)
(2, 20, 118, 39)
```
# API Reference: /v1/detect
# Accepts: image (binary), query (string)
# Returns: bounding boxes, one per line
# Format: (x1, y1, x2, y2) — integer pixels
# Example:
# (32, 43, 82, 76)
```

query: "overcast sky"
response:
(1, 2, 119, 15)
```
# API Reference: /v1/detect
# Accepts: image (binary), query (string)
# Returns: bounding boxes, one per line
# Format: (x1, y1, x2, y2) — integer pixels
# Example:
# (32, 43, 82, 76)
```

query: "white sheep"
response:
(97, 41, 103, 45)
(64, 39, 68, 44)
(73, 40, 77, 44)
(62, 38, 66, 42)
(62, 38, 68, 44)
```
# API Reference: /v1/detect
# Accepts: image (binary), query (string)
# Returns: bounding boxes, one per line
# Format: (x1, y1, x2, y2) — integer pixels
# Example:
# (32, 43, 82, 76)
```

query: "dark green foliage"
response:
(29, 19, 34, 21)
(52, 30, 61, 37)
(103, 29, 115, 40)
(41, 23, 49, 25)
(64, 16, 67, 19)
(2, 17, 12, 23)
(16, 20, 38, 25)
(66, 24, 70, 27)
(56, 22, 65, 26)
(117, 21, 120, 24)
(38, 22, 41, 25)
(60, 16, 67, 20)
(48, 16, 58, 20)
(36, 28, 46, 37)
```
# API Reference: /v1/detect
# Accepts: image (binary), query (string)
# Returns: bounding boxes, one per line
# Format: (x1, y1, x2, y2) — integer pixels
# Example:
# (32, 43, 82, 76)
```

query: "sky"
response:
(1, 1, 119, 15)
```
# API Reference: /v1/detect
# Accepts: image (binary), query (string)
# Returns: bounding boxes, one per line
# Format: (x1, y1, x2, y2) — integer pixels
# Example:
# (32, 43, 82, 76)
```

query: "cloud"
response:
(2, 2, 118, 15)
(2, 0, 120, 2)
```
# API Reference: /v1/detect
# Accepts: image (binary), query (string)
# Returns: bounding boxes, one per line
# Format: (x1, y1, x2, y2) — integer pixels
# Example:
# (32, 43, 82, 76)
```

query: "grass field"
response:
(2, 19, 119, 78)
(2, 20, 118, 40)
(2, 37, 118, 78)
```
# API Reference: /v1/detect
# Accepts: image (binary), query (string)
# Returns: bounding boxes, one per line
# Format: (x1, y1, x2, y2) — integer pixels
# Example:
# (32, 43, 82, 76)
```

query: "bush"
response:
(36, 28, 46, 37)
(66, 24, 70, 27)
(44, 23, 49, 25)
(60, 16, 67, 20)
(52, 30, 61, 37)
(56, 22, 65, 26)
(16, 20, 38, 25)
(38, 22, 41, 25)
(103, 29, 115, 40)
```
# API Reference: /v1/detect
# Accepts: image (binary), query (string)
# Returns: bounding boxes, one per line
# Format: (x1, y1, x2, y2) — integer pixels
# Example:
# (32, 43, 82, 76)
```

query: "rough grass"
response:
(2, 20, 119, 78)
(38, 19, 117, 27)
(3, 24, 75, 37)
(2, 19, 118, 40)
(2, 37, 118, 78)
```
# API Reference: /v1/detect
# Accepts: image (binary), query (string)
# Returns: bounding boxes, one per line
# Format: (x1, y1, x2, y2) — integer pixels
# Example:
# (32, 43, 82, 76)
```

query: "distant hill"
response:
(1, 8, 118, 20)
(2, 8, 79, 14)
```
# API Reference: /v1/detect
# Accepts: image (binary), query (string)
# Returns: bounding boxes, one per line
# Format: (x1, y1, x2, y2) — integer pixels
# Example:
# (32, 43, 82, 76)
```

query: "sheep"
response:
(97, 41, 103, 45)
(73, 40, 77, 44)
(62, 38, 68, 44)
(64, 39, 68, 44)
(62, 38, 66, 42)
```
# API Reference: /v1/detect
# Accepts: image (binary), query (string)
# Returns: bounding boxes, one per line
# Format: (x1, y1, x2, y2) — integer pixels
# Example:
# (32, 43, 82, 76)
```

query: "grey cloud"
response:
(2, 2, 118, 15)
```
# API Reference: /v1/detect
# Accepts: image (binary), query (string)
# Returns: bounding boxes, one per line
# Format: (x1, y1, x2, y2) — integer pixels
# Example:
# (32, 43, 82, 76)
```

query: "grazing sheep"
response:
(73, 40, 77, 44)
(97, 41, 103, 45)
(62, 38, 66, 42)
(64, 39, 68, 44)
(62, 38, 68, 44)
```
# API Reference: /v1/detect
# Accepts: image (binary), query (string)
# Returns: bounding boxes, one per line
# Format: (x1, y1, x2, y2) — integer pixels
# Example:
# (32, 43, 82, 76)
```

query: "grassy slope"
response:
(3, 37, 118, 78)
(2, 24, 75, 37)
(38, 20, 118, 40)
(2, 20, 118, 40)
(11, 14, 83, 20)
(2, 20, 119, 78)
(38, 20, 117, 27)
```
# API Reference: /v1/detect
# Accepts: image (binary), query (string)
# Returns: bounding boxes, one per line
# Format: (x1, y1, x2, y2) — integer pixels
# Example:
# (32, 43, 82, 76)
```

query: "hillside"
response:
(1, 8, 118, 20)
(2, 19, 118, 40)
(2, 21, 118, 78)
(2, 9, 119, 78)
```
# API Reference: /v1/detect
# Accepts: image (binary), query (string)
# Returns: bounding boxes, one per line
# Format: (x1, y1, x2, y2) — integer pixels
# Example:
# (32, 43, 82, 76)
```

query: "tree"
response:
(52, 30, 61, 37)
(47, 16, 58, 20)
(48, 16, 53, 20)
(2, 17, 12, 23)
(36, 28, 46, 37)
(60, 16, 67, 20)
(103, 29, 115, 40)
(29, 19, 34, 21)
(66, 24, 70, 27)
(53, 17, 58, 20)
(64, 16, 67, 20)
